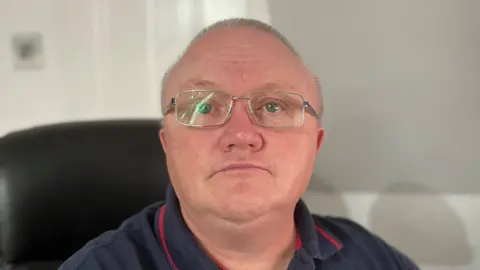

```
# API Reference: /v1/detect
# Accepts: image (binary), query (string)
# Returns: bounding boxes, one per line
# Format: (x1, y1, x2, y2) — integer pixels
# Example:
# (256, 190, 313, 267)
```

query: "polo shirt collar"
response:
(156, 185, 343, 269)
(294, 198, 343, 260)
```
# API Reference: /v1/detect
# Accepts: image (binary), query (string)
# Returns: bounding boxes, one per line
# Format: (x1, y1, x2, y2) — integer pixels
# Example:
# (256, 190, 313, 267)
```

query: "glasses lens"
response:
(249, 92, 304, 127)
(174, 90, 231, 126)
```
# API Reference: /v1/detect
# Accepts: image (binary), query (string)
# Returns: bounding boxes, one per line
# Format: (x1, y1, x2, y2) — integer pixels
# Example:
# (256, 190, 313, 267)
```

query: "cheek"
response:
(270, 132, 317, 159)
(165, 129, 213, 176)
(269, 133, 317, 180)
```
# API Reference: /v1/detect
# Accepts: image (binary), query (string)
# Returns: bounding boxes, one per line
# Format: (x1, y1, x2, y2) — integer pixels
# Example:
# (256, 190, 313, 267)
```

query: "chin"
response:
(217, 201, 271, 223)
(214, 190, 274, 223)
(206, 175, 280, 221)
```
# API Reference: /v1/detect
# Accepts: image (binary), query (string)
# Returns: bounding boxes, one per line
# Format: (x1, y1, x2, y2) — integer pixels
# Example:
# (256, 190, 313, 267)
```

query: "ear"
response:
(159, 129, 167, 153)
(316, 128, 325, 153)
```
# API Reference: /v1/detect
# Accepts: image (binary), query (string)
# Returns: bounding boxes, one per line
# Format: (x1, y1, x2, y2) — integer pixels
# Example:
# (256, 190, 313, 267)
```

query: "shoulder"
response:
(313, 215, 420, 269)
(59, 202, 170, 270)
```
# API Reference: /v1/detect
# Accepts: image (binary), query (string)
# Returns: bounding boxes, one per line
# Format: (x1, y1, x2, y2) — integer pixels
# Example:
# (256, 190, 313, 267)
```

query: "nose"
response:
(219, 101, 264, 153)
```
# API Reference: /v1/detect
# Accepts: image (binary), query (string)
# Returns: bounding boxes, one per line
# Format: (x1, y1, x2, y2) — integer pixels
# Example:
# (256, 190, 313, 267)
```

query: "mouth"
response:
(217, 163, 270, 175)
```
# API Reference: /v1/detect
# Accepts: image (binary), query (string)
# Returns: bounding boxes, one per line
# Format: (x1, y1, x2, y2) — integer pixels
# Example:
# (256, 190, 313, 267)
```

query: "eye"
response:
(264, 102, 281, 113)
(195, 103, 212, 114)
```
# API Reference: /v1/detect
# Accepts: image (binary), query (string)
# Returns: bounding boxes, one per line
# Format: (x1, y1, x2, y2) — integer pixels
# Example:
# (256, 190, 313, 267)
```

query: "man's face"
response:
(160, 27, 324, 222)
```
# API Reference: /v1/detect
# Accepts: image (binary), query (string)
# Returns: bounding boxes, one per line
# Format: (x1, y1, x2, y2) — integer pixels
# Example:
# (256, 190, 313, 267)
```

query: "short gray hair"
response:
(161, 18, 323, 119)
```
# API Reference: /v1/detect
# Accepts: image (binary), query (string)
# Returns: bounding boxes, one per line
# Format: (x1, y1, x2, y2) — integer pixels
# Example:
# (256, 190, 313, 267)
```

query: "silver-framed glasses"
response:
(163, 90, 319, 128)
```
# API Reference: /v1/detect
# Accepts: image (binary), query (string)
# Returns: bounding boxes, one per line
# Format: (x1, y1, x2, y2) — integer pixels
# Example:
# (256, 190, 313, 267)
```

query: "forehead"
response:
(168, 27, 314, 96)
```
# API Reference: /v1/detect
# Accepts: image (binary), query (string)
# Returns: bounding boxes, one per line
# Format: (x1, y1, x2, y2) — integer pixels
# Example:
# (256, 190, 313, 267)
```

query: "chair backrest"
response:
(0, 119, 170, 269)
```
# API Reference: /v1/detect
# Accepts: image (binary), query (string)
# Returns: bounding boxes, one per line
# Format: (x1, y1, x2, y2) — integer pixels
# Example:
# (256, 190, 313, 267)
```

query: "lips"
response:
(217, 163, 269, 174)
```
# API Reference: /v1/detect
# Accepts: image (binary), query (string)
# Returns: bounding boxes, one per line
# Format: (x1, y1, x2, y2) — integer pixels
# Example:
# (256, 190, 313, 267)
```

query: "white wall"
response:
(0, 0, 162, 136)
(1, 0, 479, 269)
(1, 0, 72, 134)
(270, 1, 480, 269)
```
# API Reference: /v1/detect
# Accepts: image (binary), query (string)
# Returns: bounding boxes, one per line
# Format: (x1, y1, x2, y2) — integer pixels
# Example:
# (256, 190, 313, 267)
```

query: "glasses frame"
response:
(162, 90, 319, 128)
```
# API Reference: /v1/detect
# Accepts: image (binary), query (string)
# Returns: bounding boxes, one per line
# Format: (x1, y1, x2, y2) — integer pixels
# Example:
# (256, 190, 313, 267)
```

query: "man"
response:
(60, 18, 419, 270)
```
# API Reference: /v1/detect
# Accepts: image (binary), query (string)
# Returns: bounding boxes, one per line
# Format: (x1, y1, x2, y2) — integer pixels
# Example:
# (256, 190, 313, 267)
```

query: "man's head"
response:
(159, 18, 324, 223)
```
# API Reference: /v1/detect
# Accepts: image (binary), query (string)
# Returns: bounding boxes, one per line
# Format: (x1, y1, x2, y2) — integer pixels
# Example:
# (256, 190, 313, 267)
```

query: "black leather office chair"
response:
(0, 119, 170, 270)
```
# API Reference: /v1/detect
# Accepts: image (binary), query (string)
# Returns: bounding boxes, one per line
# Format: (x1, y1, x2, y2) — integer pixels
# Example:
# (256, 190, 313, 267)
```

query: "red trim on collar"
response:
(314, 224, 342, 250)
(295, 231, 303, 250)
(159, 206, 178, 270)
(159, 206, 226, 270)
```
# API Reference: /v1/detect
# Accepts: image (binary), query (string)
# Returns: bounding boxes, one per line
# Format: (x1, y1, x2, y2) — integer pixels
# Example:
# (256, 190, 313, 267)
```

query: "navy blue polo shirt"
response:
(60, 185, 419, 269)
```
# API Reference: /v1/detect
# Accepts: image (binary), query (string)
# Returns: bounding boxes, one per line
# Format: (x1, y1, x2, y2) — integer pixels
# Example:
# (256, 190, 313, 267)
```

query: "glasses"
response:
(162, 90, 319, 128)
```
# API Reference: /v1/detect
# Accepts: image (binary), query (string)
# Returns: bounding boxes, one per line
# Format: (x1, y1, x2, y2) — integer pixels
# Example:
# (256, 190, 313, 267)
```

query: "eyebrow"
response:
(179, 79, 295, 92)
(180, 79, 218, 90)
(257, 81, 295, 91)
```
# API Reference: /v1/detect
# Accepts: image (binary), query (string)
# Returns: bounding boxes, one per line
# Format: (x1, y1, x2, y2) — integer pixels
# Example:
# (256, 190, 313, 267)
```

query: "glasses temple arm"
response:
(304, 101, 320, 119)
(162, 98, 176, 115)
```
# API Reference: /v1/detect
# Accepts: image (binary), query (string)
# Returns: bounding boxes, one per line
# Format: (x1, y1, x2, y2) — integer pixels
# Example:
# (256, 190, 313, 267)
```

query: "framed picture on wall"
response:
(11, 32, 45, 70)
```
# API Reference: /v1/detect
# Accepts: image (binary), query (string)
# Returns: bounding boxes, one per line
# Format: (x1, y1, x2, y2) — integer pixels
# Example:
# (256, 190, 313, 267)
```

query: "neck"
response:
(180, 204, 297, 270)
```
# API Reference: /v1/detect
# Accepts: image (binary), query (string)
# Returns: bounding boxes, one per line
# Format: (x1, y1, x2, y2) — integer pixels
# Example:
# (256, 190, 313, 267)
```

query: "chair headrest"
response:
(0, 119, 170, 264)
